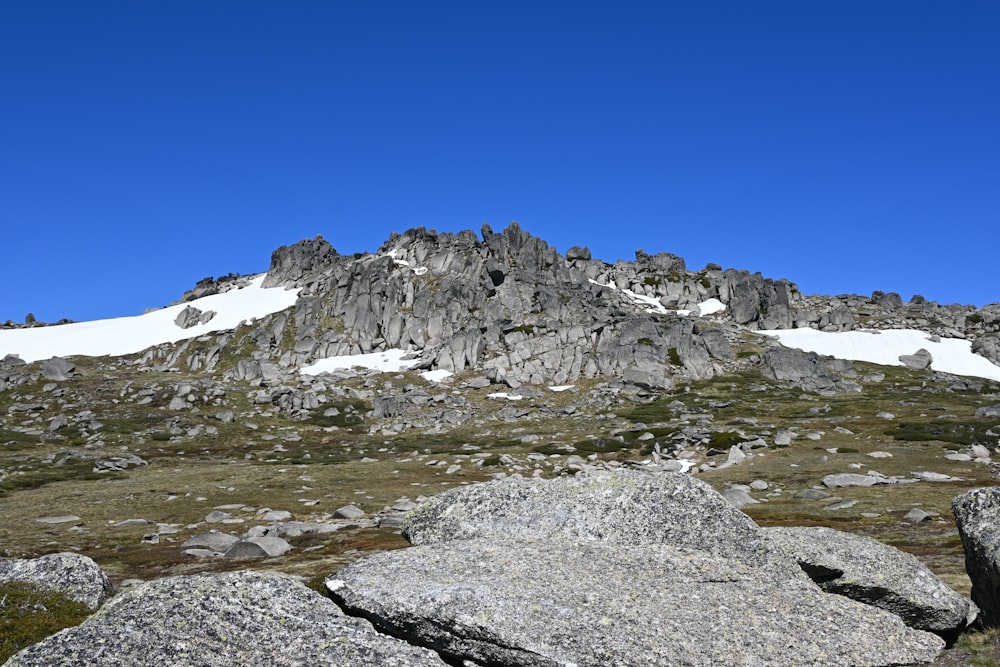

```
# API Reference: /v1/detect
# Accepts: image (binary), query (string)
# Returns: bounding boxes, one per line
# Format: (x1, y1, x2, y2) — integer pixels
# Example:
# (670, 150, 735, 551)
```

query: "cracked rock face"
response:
(2, 570, 447, 667)
(954, 487, 1000, 627)
(764, 526, 977, 640)
(401, 469, 773, 566)
(328, 536, 944, 667)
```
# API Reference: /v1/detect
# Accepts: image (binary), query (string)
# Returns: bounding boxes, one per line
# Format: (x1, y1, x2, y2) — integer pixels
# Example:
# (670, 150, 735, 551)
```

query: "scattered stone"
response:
(795, 488, 831, 500)
(222, 536, 293, 559)
(35, 515, 81, 524)
(822, 473, 878, 488)
(334, 504, 365, 519)
(204, 510, 232, 523)
(257, 509, 293, 522)
(905, 508, 934, 523)
(180, 532, 240, 553)
(912, 471, 962, 482)
(823, 499, 859, 511)
(867, 451, 893, 459)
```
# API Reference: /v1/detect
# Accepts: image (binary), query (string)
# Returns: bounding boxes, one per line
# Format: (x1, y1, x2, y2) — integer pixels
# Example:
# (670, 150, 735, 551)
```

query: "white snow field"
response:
(763, 328, 1000, 381)
(0, 275, 300, 363)
(299, 348, 452, 383)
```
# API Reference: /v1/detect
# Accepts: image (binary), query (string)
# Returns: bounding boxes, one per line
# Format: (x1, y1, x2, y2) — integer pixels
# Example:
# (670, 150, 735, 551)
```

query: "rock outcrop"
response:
(2, 570, 447, 667)
(327, 469, 949, 666)
(329, 536, 943, 667)
(954, 487, 1000, 626)
(401, 469, 772, 566)
(765, 525, 976, 640)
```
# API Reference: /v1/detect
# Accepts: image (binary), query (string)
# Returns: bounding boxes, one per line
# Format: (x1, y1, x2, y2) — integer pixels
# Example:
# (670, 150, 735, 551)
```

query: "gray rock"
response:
(257, 509, 293, 522)
(822, 473, 879, 488)
(401, 469, 772, 566)
(764, 526, 976, 639)
(899, 348, 933, 370)
(905, 508, 934, 523)
(334, 504, 366, 519)
(174, 305, 204, 329)
(204, 510, 232, 523)
(222, 536, 293, 559)
(954, 487, 1000, 625)
(761, 347, 856, 393)
(3, 570, 446, 666)
(975, 404, 1000, 418)
(39, 357, 75, 381)
(720, 486, 759, 508)
(47, 414, 69, 432)
(795, 488, 832, 500)
(329, 537, 943, 667)
(0, 552, 115, 610)
(180, 532, 240, 553)
(972, 444, 993, 459)
(35, 515, 81, 524)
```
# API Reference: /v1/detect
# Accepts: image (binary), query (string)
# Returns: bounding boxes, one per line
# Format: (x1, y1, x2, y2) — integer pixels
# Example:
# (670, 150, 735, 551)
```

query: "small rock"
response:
(904, 508, 934, 523)
(334, 504, 366, 520)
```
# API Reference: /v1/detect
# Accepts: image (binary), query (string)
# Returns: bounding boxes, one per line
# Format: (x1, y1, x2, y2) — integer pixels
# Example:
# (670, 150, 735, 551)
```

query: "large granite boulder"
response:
(328, 536, 944, 667)
(401, 469, 772, 566)
(2, 570, 446, 667)
(39, 357, 75, 382)
(0, 552, 115, 610)
(764, 526, 976, 640)
(954, 487, 1000, 626)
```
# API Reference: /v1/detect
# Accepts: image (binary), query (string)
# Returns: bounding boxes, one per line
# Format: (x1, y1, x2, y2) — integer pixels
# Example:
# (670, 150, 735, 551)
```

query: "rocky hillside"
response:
(3, 224, 1000, 664)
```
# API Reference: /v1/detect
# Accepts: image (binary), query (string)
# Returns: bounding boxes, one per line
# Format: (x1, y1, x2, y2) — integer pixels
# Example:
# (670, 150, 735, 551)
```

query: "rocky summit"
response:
(2, 224, 1000, 664)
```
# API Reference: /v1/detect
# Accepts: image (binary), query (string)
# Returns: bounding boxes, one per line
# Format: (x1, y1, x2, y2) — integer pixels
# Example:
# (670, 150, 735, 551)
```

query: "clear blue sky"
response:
(2, 1, 997, 323)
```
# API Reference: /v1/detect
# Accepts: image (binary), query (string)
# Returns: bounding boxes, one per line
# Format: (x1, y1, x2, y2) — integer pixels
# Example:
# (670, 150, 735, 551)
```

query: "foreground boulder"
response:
(402, 469, 772, 565)
(0, 553, 115, 610)
(954, 487, 1000, 626)
(329, 536, 944, 667)
(3, 570, 446, 666)
(764, 526, 976, 640)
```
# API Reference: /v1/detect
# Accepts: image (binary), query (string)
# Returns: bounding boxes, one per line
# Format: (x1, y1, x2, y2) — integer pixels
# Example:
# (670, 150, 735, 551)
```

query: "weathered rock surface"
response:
(3, 570, 447, 667)
(899, 347, 934, 370)
(329, 536, 944, 667)
(760, 347, 859, 393)
(401, 469, 771, 565)
(0, 552, 115, 610)
(954, 487, 1000, 626)
(764, 526, 976, 639)
(39, 357, 75, 381)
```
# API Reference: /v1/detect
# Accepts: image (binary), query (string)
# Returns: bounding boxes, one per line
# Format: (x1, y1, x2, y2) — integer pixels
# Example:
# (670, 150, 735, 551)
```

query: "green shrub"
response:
(0, 581, 93, 662)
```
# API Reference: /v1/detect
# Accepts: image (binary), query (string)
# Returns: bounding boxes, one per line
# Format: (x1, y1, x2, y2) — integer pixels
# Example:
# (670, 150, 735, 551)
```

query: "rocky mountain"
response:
(3, 223, 1000, 665)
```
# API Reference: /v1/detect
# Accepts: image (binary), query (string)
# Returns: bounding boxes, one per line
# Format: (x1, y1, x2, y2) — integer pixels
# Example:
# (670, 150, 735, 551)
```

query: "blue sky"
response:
(2, 2, 997, 323)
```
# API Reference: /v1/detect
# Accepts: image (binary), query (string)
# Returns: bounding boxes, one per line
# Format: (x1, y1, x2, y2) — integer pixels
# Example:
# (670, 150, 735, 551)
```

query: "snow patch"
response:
(762, 328, 1000, 381)
(548, 385, 575, 392)
(487, 392, 523, 401)
(0, 275, 300, 363)
(300, 349, 421, 375)
(697, 298, 726, 316)
(420, 369, 454, 383)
